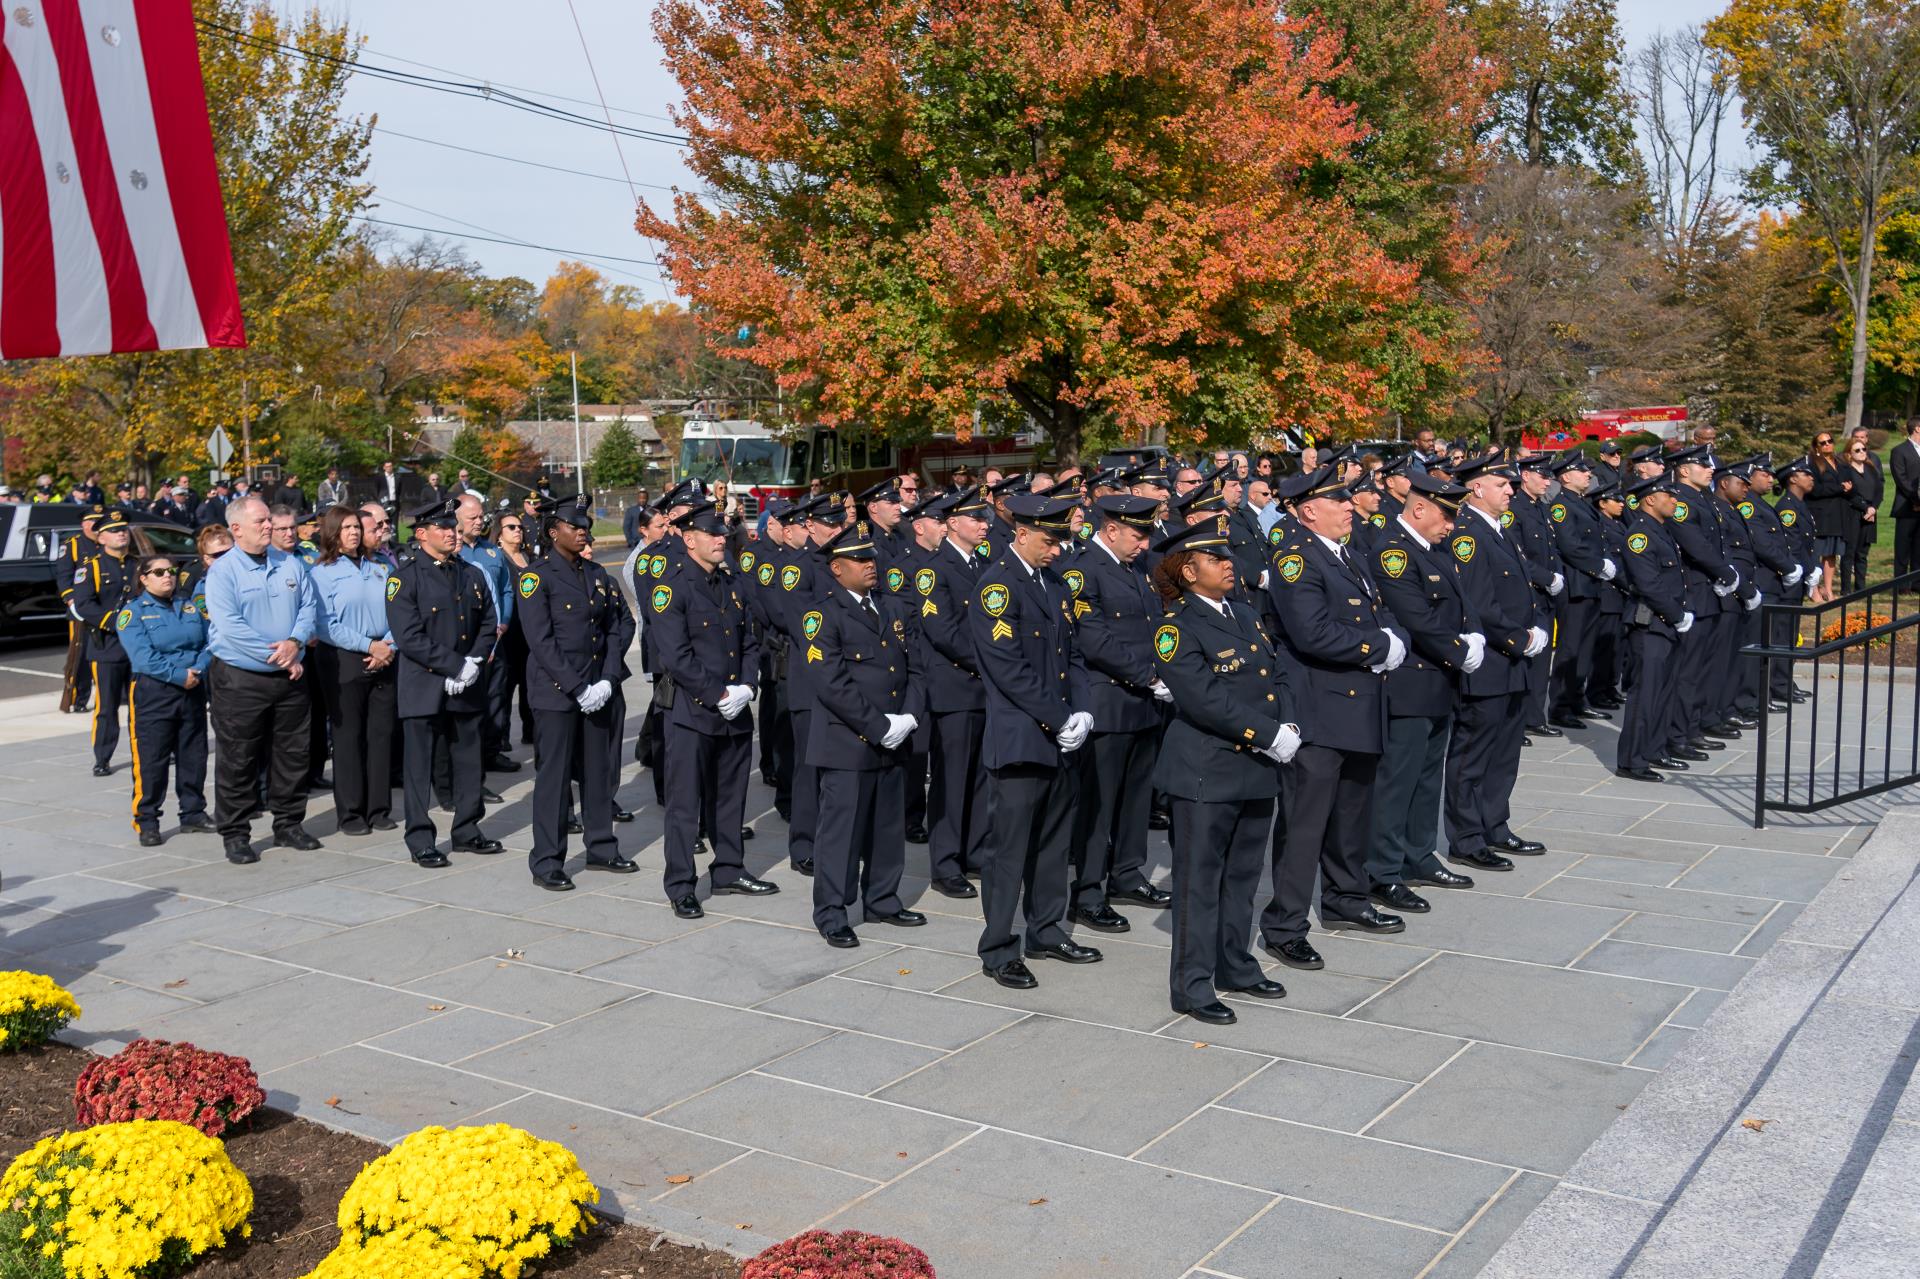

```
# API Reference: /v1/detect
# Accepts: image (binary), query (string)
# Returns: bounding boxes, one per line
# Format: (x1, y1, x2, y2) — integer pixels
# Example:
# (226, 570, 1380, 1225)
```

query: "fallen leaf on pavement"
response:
(665, 1174, 692, 1185)
(898, 968, 912, 975)
(426, 1004, 447, 1012)
(324, 1096, 342, 1108)
(735, 1223, 752, 1230)
(1741, 1118, 1773, 1132)
(1029, 1197, 1048, 1206)
(505, 949, 524, 959)
(163, 979, 188, 989)
(1193, 1042, 1208, 1049)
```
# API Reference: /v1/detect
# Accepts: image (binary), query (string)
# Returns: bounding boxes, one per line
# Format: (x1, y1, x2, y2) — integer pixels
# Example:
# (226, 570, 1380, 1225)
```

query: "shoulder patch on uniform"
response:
(1379, 548, 1408, 579)
(757, 562, 775, 585)
(1062, 569, 1084, 597)
(1499, 510, 1515, 529)
(1781, 508, 1798, 526)
(517, 571, 537, 598)
(1673, 500, 1690, 522)
(114, 608, 131, 631)
(388, 577, 403, 601)
(976, 542, 990, 558)
(1738, 501, 1755, 519)
(650, 555, 667, 577)
(1628, 532, 1649, 554)
(650, 584, 672, 613)
(802, 610, 823, 640)
(1452, 536, 1476, 563)
(886, 566, 905, 593)
(1369, 513, 1385, 528)
(781, 564, 801, 591)
(1277, 553, 1304, 584)
(980, 583, 1011, 616)
(181, 602, 198, 618)
(1077, 522, 1092, 540)
(1268, 525, 1285, 545)
(1549, 502, 1566, 523)
(914, 567, 936, 596)
(1154, 624, 1179, 662)
(738, 551, 755, 573)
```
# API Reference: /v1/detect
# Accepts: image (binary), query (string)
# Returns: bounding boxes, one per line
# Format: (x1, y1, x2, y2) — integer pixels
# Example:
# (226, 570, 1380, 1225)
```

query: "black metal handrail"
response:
(1747, 570, 1920, 828)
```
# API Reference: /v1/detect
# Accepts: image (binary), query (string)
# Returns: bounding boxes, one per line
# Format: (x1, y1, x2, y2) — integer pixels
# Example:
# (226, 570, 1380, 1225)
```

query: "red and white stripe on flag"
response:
(1, 0, 244, 360)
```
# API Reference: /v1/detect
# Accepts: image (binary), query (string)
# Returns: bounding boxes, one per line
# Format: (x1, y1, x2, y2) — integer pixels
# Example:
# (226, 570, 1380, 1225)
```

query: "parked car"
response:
(0, 503, 198, 638)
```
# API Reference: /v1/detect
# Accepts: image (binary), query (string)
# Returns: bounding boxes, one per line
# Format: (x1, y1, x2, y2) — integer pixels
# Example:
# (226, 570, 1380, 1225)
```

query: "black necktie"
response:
(862, 595, 878, 623)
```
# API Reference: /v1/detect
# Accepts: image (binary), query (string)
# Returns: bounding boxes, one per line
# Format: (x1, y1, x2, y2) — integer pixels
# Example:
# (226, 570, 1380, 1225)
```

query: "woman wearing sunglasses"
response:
(1806, 432, 1851, 603)
(1840, 432, 1883, 592)
(117, 554, 214, 846)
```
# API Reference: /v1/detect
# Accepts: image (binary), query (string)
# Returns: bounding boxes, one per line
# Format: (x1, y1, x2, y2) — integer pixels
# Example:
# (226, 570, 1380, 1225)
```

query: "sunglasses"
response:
(1817, 437, 1833, 446)
(143, 567, 173, 578)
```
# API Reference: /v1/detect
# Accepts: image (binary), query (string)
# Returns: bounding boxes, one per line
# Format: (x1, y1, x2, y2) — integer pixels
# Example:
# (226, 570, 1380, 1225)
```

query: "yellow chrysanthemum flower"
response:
(0, 972, 82, 1053)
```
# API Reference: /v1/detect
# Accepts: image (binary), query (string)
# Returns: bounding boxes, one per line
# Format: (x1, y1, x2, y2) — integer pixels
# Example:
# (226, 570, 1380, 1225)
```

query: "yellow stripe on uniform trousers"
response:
(91, 661, 102, 749)
(127, 681, 141, 832)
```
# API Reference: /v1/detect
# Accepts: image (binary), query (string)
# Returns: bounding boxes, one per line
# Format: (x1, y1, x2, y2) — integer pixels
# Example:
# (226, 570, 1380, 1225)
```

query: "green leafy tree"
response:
(589, 420, 647, 488)
(1468, 0, 1639, 180)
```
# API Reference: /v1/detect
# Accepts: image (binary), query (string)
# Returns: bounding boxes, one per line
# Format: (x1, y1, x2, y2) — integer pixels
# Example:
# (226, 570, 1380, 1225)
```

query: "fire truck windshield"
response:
(678, 435, 797, 486)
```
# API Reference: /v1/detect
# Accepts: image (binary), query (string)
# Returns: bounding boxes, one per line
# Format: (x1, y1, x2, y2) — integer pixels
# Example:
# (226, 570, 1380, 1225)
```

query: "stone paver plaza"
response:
(0, 685, 1901, 1278)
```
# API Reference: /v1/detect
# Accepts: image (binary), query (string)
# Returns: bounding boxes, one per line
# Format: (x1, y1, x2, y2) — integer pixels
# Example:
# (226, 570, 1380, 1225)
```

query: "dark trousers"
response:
(1524, 603, 1553, 727)
(1589, 610, 1624, 701)
(403, 711, 482, 854)
(1619, 629, 1678, 771)
(763, 677, 793, 814)
(1895, 517, 1920, 578)
(1075, 728, 1156, 906)
(1169, 797, 1270, 1011)
(813, 765, 907, 931)
(318, 646, 394, 826)
(89, 659, 130, 769)
(1676, 614, 1720, 739)
(305, 661, 330, 786)
(1719, 599, 1758, 718)
(1445, 690, 1524, 855)
(637, 696, 666, 805)
(904, 747, 928, 832)
(978, 761, 1075, 968)
(483, 641, 515, 757)
(929, 709, 987, 880)
(662, 724, 751, 899)
(1367, 713, 1450, 885)
(209, 659, 310, 839)
(63, 619, 93, 710)
(128, 677, 208, 830)
(787, 706, 820, 867)
(1766, 604, 1798, 703)
(1264, 744, 1375, 942)
(529, 703, 619, 878)
(1549, 596, 1599, 717)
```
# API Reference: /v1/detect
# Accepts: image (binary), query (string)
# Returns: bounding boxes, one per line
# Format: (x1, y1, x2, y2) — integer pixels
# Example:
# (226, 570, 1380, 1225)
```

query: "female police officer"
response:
(311, 506, 398, 835)
(118, 554, 214, 846)
(1147, 518, 1297, 1025)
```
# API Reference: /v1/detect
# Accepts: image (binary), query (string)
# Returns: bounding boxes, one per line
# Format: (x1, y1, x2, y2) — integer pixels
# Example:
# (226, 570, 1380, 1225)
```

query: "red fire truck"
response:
(1523, 406, 1689, 452)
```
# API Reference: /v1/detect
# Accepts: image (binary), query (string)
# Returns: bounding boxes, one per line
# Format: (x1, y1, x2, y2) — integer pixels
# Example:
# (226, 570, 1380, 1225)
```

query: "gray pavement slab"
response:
(1202, 1196, 1449, 1279)
(653, 1151, 876, 1244)
(757, 975, 1026, 1050)
(757, 1031, 948, 1095)
(1217, 1059, 1411, 1132)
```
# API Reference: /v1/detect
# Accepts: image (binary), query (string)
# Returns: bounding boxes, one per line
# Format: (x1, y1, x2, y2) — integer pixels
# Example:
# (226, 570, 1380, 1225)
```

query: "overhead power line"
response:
(351, 213, 665, 275)
(347, 46, 680, 127)
(370, 126, 683, 192)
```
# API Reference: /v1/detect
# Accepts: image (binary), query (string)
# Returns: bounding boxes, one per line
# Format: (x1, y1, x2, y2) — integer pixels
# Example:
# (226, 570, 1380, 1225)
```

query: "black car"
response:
(0, 503, 200, 637)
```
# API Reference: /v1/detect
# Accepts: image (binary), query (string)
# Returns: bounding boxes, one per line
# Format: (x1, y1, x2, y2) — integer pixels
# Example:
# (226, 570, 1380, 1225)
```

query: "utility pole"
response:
(570, 347, 584, 494)
(241, 374, 253, 485)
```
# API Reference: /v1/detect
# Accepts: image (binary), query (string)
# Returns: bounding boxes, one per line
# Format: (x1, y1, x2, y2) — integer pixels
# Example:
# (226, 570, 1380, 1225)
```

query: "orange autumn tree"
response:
(639, 0, 1420, 462)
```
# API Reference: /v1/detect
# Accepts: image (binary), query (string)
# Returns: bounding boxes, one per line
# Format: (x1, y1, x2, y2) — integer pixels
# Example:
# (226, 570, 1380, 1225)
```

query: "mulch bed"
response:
(2, 1043, 739, 1279)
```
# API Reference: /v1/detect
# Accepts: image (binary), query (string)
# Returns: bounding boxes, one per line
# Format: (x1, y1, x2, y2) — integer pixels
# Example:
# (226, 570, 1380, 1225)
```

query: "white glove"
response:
(716, 683, 754, 720)
(1744, 591, 1761, 612)
(1460, 632, 1486, 674)
(444, 675, 465, 695)
(1601, 558, 1617, 581)
(458, 655, 481, 686)
(1783, 565, 1804, 587)
(1809, 565, 1824, 588)
(1257, 571, 1270, 590)
(575, 680, 612, 714)
(1056, 710, 1093, 753)
(1151, 680, 1175, 703)
(880, 713, 917, 749)
(1374, 629, 1406, 673)
(1268, 723, 1302, 765)
(1676, 611, 1694, 634)
(1713, 570, 1739, 598)
(1548, 572, 1565, 596)
(1523, 626, 1548, 658)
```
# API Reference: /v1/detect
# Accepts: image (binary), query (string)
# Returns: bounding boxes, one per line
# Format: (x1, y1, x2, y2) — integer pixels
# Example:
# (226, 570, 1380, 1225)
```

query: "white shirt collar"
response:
(1395, 515, 1431, 549)
(845, 588, 871, 608)
(1091, 536, 1123, 565)
(946, 537, 976, 562)
(1469, 505, 1504, 534)
(1311, 530, 1345, 556)
(1193, 592, 1231, 615)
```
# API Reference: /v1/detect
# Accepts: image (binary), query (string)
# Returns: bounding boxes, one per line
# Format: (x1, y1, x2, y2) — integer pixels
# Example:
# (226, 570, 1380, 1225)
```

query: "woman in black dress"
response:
(1841, 434, 1882, 592)
(1806, 430, 1852, 603)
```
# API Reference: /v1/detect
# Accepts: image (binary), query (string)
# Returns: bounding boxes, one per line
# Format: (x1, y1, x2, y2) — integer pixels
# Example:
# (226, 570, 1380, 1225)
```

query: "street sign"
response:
(207, 426, 234, 466)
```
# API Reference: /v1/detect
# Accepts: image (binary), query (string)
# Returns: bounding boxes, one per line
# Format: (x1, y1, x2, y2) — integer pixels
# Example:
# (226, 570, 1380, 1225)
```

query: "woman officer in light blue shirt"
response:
(118, 555, 213, 847)
(310, 505, 398, 835)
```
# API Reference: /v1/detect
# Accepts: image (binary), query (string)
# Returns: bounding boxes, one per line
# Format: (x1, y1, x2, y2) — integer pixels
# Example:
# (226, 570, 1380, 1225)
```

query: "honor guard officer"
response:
(455, 494, 521, 774)
(386, 498, 502, 868)
(1740, 459, 1805, 712)
(650, 502, 775, 916)
(55, 504, 105, 713)
(863, 478, 930, 841)
(1545, 450, 1618, 729)
(1149, 518, 1295, 1023)
(1665, 445, 1747, 748)
(71, 509, 139, 775)
(518, 500, 636, 889)
(859, 479, 911, 567)
(916, 488, 993, 899)
(1261, 465, 1410, 968)
(1510, 455, 1565, 737)
(805, 521, 928, 948)
(1070, 493, 1175, 928)
(744, 497, 798, 800)
(1368, 475, 1484, 910)
(774, 495, 845, 875)
(1442, 454, 1549, 873)
(118, 555, 214, 845)
(1712, 459, 1766, 724)
(1589, 482, 1632, 709)
(971, 491, 1101, 989)
(1347, 473, 1388, 552)
(1615, 477, 1693, 782)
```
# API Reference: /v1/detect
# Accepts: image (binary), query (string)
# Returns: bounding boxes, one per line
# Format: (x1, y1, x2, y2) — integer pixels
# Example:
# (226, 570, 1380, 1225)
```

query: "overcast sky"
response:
(271, 0, 1739, 296)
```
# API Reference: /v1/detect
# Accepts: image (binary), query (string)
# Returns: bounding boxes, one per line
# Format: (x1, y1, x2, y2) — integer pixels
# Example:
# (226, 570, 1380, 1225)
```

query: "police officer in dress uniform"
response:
(56, 505, 105, 713)
(119, 555, 214, 845)
(806, 521, 928, 947)
(1510, 455, 1566, 739)
(1665, 445, 1748, 752)
(1756, 459, 1814, 708)
(1149, 517, 1294, 1024)
(650, 502, 776, 916)
(916, 488, 992, 899)
(71, 510, 139, 775)
(518, 501, 636, 889)
(1734, 458, 1798, 718)
(971, 492, 1101, 989)
(1368, 475, 1484, 910)
(1589, 482, 1632, 710)
(744, 498, 797, 800)
(455, 494, 522, 775)
(386, 498, 502, 868)
(1615, 476, 1693, 782)
(768, 495, 842, 875)
(864, 479, 931, 843)
(1545, 450, 1618, 729)
(1712, 460, 1766, 726)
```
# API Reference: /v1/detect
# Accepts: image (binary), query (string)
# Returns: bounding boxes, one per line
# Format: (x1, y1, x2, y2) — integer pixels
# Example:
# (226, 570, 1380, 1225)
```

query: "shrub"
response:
(0, 1120, 253, 1279)
(743, 1230, 937, 1278)
(0, 972, 81, 1052)
(302, 1227, 484, 1279)
(73, 1039, 266, 1138)
(1819, 610, 1893, 645)
(313, 1124, 598, 1279)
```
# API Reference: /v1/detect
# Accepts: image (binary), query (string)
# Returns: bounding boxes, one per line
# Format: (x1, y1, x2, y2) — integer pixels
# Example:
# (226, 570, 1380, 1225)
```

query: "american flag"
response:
(1, 0, 244, 360)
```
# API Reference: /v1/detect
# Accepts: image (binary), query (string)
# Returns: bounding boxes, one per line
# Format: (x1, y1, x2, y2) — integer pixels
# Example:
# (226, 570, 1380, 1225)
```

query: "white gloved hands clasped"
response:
(1601, 558, 1618, 581)
(458, 655, 481, 687)
(1784, 565, 1804, 587)
(1523, 626, 1549, 658)
(1265, 723, 1302, 765)
(1370, 629, 1406, 674)
(1744, 591, 1761, 611)
(1150, 680, 1175, 704)
(576, 679, 613, 714)
(1713, 570, 1740, 598)
(1809, 565, 1824, 589)
(1056, 710, 1094, 753)
(1460, 632, 1486, 674)
(880, 713, 918, 750)
(1676, 611, 1695, 634)
(1548, 572, 1565, 596)
(716, 683, 754, 720)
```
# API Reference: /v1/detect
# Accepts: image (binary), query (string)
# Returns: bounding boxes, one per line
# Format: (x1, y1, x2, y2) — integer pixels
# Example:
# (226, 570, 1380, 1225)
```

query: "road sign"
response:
(207, 426, 234, 466)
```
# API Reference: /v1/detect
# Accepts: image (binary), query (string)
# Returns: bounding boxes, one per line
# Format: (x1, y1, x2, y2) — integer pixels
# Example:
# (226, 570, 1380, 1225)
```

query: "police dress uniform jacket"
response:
(1621, 513, 1688, 638)
(1265, 533, 1400, 755)
(1448, 512, 1542, 696)
(1711, 494, 1758, 609)
(1775, 492, 1817, 582)
(914, 542, 988, 713)
(118, 591, 211, 687)
(386, 552, 497, 718)
(74, 551, 138, 664)
(1226, 505, 1269, 596)
(1548, 494, 1608, 599)
(647, 563, 759, 738)
(1149, 595, 1293, 801)
(518, 553, 633, 711)
(967, 556, 1089, 768)
(770, 546, 831, 708)
(55, 532, 95, 613)
(1667, 489, 1739, 613)
(1511, 495, 1562, 595)
(1739, 496, 1796, 595)
(1372, 524, 1480, 719)
(1068, 542, 1163, 734)
(1597, 511, 1630, 618)
(805, 589, 924, 768)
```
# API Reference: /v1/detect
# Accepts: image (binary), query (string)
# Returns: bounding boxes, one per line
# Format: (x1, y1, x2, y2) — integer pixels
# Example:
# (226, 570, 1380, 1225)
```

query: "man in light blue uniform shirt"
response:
(203, 495, 322, 864)
(457, 493, 521, 774)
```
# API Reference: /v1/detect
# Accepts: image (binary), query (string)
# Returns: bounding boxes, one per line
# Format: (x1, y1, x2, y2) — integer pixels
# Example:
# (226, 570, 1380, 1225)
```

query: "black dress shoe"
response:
(1490, 835, 1545, 855)
(91, 764, 112, 777)
(1183, 1002, 1237, 1025)
(932, 876, 978, 899)
(1530, 724, 1565, 737)
(1370, 884, 1430, 914)
(985, 960, 1038, 989)
(273, 826, 322, 851)
(485, 755, 522, 773)
(369, 815, 398, 831)
(672, 894, 704, 918)
(1147, 809, 1171, 831)
(741, 826, 756, 841)
(533, 869, 575, 891)
(1547, 715, 1587, 730)
(177, 817, 217, 835)
(1768, 699, 1790, 713)
(1577, 708, 1614, 721)
(692, 837, 708, 855)
(1072, 904, 1131, 933)
(866, 909, 926, 927)
(1108, 883, 1173, 908)
(713, 874, 779, 896)
(453, 837, 505, 855)
(1593, 694, 1625, 708)
(791, 858, 815, 877)
(1651, 757, 1691, 771)
(1263, 938, 1324, 970)
(585, 855, 639, 874)
(1727, 714, 1759, 729)
(138, 829, 164, 848)
(1790, 689, 1810, 704)
(338, 818, 371, 837)
(1323, 907, 1406, 934)
(1700, 724, 1742, 740)
(224, 837, 258, 865)
(1614, 766, 1665, 782)
(413, 849, 452, 869)
(821, 925, 859, 948)
(1691, 737, 1726, 751)
(1224, 979, 1287, 1000)
(1448, 847, 1513, 872)
(904, 824, 929, 845)
(610, 807, 634, 823)
(564, 817, 585, 834)
(1407, 865, 1474, 889)
(480, 787, 504, 804)
(1024, 939, 1103, 964)
(309, 775, 333, 791)
(1670, 746, 1711, 761)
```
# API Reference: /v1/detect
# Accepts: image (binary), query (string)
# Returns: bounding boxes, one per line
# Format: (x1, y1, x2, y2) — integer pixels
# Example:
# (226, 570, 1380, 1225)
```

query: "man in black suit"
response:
(916, 488, 992, 899)
(1890, 418, 1920, 577)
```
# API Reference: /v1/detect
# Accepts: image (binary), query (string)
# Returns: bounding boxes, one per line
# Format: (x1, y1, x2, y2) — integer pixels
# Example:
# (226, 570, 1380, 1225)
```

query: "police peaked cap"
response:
(808, 494, 851, 527)
(1588, 480, 1625, 502)
(1625, 474, 1674, 499)
(1169, 481, 1227, 515)
(1550, 447, 1593, 475)
(857, 478, 903, 505)
(902, 493, 947, 522)
(987, 472, 1031, 496)
(1628, 444, 1666, 465)
(81, 503, 109, 526)
(1775, 456, 1811, 480)
(1664, 443, 1711, 468)
(1093, 494, 1161, 529)
(1277, 464, 1349, 503)
(409, 496, 459, 528)
(1002, 492, 1077, 533)
(762, 496, 796, 522)
(671, 501, 729, 536)
(937, 486, 990, 518)
(1450, 452, 1515, 485)
(1151, 515, 1232, 558)
(1405, 473, 1468, 512)
(1377, 454, 1413, 478)
(655, 478, 704, 511)
(94, 509, 130, 534)
(816, 520, 879, 561)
